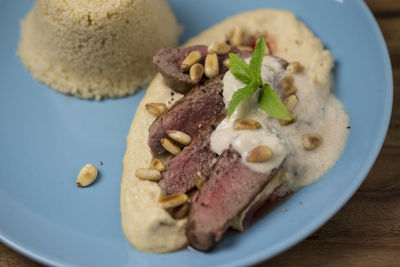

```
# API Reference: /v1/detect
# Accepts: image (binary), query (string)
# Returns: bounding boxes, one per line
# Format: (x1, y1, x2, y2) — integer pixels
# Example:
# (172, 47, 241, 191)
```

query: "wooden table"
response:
(1, 1, 398, 266)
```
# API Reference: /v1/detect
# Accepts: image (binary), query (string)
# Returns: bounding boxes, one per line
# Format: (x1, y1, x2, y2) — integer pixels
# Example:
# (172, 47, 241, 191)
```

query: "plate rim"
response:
(0, 0, 393, 266)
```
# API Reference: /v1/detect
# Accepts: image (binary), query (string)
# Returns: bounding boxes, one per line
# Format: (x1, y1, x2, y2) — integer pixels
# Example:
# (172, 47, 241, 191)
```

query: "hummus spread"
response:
(121, 9, 349, 253)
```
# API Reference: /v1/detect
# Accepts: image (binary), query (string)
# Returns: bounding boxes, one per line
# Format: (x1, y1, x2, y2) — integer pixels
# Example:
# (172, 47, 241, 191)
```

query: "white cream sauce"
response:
(210, 56, 349, 191)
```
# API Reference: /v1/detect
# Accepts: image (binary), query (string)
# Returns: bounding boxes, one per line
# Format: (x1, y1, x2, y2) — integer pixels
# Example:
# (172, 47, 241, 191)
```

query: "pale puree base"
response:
(121, 9, 349, 253)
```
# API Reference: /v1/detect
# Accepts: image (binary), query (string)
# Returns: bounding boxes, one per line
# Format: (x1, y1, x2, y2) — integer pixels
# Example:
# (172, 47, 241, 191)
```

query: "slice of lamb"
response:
(153, 46, 208, 94)
(186, 147, 285, 251)
(153, 46, 251, 94)
(159, 112, 226, 195)
(148, 76, 225, 155)
(231, 171, 292, 231)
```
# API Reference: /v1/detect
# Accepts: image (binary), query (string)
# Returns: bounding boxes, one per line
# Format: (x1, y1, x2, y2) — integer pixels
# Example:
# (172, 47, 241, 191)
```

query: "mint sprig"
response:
(249, 35, 265, 85)
(259, 84, 291, 120)
(229, 53, 252, 84)
(227, 81, 258, 116)
(227, 36, 291, 120)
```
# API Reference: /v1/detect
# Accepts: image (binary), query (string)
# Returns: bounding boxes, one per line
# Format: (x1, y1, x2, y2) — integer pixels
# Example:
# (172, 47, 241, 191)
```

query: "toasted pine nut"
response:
(77, 164, 98, 187)
(189, 63, 204, 83)
(237, 45, 254, 52)
(135, 168, 161, 181)
(255, 36, 270, 55)
(151, 158, 165, 172)
(161, 138, 181, 155)
(284, 95, 298, 112)
(264, 45, 270, 55)
(302, 134, 323, 150)
(181, 51, 202, 71)
(145, 103, 167, 117)
(230, 25, 244, 47)
(280, 76, 294, 90)
(283, 85, 297, 97)
(166, 130, 192, 146)
(159, 193, 188, 209)
(286, 61, 303, 74)
(233, 119, 261, 130)
(173, 203, 190, 219)
(195, 171, 207, 189)
(246, 146, 273, 163)
(208, 41, 231, 55)
(279, 112, 297, 126)
(204, 53, 219, 78)
(222, 58, 230, 68)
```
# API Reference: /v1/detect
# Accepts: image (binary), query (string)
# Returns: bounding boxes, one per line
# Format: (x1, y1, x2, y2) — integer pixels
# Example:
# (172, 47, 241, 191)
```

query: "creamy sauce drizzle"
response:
(211, 56, 349, 191)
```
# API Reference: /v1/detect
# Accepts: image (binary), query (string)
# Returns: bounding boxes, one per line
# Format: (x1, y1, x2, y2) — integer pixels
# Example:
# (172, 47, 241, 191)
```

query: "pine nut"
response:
(246, 146, 273, 163)
(302, 134, 323, 150)
(181, 51, 202, 71)
(222, 58, 230, 68)
(204, 53, 219, 78)
(151, 158, 165, 172)
(208, 41, 231, 55)
(145, 103, 167, 117)
(161, 138, 181, 155)
(77, 164, 98, 187)
(233, 119, 261, 130)
(135, 168, 161, 181)
(284, 95, 298, 112)
(159, 193, 188, 209)
(230, 25, 244, 47)
(189, 63, 204, 83)
(237, 45, 254, 53)
(166, 130, 192, 146)
(283, 85, 297, 97)
(286, 61, 303, 74)
(279, 112, 297, 126)
(255, 36, 270, 55)
(195, 171, 207, 189)
(264, 45, 270, 55)
(173, 203, 190, 219)
(280, 76, 294, 90)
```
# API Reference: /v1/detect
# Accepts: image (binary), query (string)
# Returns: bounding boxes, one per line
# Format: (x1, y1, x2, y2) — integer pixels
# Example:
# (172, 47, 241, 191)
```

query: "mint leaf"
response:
(227, 36, 290, 121)
(259, 84, 291, 120)
(229, 53, 252, 84)
(228, 81, 258, 117)
(249, 36, 266, 85)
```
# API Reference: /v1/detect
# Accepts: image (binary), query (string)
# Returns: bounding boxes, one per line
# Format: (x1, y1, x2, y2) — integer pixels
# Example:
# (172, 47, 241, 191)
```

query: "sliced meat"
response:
(240, 182, 289, 230)
(153, 46, 208, 94)
(148, 76, 225, 155)
(159, 112, 226, 195)
(153, 46, 251, 94)
(186, 147, 284, 251)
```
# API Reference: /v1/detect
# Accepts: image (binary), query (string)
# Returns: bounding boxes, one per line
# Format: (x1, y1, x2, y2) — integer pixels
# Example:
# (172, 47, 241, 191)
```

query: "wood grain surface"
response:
(1, 1, 398, 266)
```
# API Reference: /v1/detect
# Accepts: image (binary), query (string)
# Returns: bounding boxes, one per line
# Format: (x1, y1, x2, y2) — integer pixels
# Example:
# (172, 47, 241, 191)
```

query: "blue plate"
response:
(0, 0, 392, 266)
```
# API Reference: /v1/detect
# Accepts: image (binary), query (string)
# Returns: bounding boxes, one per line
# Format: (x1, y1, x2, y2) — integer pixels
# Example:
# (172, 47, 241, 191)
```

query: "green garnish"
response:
(227, 36, 291, 120)
(259, 84, 291, 120)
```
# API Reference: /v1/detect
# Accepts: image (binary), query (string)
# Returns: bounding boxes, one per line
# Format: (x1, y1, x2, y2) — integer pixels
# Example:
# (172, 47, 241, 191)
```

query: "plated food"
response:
(121, 9, 349, 253)
(18, 0, 180, 99)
